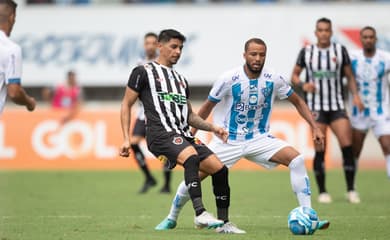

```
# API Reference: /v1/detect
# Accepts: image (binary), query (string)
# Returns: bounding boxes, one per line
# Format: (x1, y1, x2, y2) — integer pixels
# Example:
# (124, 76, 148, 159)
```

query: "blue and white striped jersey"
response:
(350, 49, 390, 120)
(208, 66, 293, 144)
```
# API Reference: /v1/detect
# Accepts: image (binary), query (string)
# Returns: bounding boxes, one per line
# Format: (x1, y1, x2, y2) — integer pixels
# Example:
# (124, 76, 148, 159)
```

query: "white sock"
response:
(167, 180, 190, 221)
(386, 155, 390, 178)
(288, 155, 312, 208)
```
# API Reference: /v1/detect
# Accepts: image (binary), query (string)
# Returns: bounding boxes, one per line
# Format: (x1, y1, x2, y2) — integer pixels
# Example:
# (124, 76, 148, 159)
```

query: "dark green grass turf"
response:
(0, 170, 389, 240)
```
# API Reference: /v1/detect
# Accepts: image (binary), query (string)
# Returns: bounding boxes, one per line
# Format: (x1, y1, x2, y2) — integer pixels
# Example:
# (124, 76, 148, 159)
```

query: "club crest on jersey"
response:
(172, 136, 184, 145)
(261, 87, 272, 97)
(249, 95, 258, 104)
(157, 155, 168, 163)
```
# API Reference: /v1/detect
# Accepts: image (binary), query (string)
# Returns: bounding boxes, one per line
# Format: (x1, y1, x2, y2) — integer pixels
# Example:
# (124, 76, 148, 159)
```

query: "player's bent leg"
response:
(155, 171, 210, 230)
(271, 147, 311, 208)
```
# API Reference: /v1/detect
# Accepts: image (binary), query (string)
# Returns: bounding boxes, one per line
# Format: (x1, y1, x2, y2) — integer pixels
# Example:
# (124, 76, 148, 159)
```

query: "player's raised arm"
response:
(187, 101, 227, 142)
(287, 92, 325, 150)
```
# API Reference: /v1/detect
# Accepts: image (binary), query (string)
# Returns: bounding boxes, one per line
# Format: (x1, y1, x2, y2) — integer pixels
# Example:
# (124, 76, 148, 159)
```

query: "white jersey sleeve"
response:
(5, 45, 22, 85)
(208, 73, 231, 103)
(275, 75, 294, 100)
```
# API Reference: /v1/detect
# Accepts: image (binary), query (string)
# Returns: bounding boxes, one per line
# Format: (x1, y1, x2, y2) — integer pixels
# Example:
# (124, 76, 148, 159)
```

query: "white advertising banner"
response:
(12, 4, 390, 86)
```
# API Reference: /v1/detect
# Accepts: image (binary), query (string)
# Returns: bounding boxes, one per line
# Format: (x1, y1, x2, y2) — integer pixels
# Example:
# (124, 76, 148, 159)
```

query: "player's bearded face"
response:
(361, 30, 376, 52)
(244, 44, 266, 74)
(160, 39, 183, 65)
(315, 22, 332, 47)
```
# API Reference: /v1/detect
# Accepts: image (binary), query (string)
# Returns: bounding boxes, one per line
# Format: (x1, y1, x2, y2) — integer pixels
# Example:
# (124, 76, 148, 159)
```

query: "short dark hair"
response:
(244, 38, 266, 52)
(67, 70, 76, 78)
(158, 29, 186, 43)
(144, 32, 158, 40)
(0, 0, 17, 11)
(316, 17, 332, 27)
(360, 26, 376, 36)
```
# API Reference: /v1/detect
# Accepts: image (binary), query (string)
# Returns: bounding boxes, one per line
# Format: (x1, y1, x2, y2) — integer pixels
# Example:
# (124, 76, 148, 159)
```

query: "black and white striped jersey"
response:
(296, 43, 351, 111)
(127, 61, 192, 139)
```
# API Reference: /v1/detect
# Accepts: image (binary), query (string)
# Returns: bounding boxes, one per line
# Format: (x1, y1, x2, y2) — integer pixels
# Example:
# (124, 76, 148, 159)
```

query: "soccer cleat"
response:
(138, 178, 157, 194)
(155, 218, 177, 230)
(159, 186, 171, 194)
(346, 191, 361, 204)
(215, 222, 246, 234)
(317, 192, 332, 204)
(317, 220, 330, 230)
(194, 211, 224, 229)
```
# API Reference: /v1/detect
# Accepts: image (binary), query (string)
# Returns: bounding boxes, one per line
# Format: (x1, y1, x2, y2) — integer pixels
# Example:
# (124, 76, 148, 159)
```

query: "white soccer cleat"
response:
(346, 191, 361, 204)
(317, 192, 332, 204)
(215, 222, 246, 234)
(194, 211, 224, 229)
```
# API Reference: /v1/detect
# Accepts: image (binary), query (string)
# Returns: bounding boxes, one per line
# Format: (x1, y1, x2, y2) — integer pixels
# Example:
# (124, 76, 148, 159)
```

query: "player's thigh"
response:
(245, 136, 291, 169)
(208, 140, 242, 168)
(329, 116, 353, 147)
(270, 146, 301, 167)
(199, 154, 225, 175)
(352, 128, 367, 158)
(148, 134, 196, 169)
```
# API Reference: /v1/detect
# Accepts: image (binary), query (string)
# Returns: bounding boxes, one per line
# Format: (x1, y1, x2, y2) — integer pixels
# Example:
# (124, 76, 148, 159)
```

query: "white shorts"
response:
(208, 134, 291, 169)
(351, 115, 390, 138)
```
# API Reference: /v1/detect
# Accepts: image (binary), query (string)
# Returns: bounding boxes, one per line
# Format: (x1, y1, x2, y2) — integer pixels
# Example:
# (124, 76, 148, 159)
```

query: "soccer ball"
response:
(287, 206, 319, 235)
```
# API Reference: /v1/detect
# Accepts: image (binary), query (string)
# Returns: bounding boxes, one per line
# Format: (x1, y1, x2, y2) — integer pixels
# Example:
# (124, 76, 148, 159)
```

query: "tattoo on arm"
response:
(187, 101, 214, 132)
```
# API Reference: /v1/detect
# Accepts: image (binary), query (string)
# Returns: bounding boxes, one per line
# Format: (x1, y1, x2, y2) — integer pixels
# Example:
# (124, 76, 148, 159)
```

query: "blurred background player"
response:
(131, 32, 172, 194)
(156, 38, 329, 233)
(42, 70, 82, 124)
(291, 18, 364, 204)
(120, 29, 232, 230)
(349, 26, 390, 179)
(0, 0, 36, 115)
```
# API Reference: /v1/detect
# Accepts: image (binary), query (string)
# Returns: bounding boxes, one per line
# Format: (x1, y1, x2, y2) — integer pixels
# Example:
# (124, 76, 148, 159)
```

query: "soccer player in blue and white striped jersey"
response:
(349, 26, 390, 179)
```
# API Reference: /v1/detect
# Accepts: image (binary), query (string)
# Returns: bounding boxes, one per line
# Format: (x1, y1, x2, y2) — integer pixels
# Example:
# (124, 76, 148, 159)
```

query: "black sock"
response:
(183, 155, 205, 216)
(131, 144, 153, 180)
(163, 167, 171, 188)
(212, 166, 230, 222)
(313, 151, 326, 193)
(342, 145, 356, 191)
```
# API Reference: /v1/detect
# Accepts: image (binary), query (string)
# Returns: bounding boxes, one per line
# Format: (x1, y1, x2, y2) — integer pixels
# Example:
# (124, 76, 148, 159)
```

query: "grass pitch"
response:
(0, 169, 389, 240)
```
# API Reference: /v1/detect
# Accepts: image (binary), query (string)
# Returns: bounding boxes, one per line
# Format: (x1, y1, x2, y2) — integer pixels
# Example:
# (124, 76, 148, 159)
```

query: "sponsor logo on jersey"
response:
(157, 155, 168, 164)
(313, 70, 337, 79)
(236, 114, 247, 124)
(264, 73, 272, 79)
(249, 84, 258, 92)
(157, 92, 187, 105)
(172, 136, 184, 145)
(232, 74, 239, 82)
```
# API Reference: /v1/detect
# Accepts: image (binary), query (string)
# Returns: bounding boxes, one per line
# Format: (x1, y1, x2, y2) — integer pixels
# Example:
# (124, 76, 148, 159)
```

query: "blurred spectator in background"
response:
(42, 70, 82, 124)
(1, 0, 36, 115)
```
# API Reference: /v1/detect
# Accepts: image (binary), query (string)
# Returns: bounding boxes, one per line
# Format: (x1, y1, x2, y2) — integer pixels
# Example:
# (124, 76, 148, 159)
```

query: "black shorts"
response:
(312, 110, 349, 125)
(132, 118, 146, 137)
(147, 133, 214, 170)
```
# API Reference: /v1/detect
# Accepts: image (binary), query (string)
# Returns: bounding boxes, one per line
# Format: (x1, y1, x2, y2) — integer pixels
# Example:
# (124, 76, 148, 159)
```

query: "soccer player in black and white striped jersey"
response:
(120, 29, 237, 229)
(291, 18, 364, 204)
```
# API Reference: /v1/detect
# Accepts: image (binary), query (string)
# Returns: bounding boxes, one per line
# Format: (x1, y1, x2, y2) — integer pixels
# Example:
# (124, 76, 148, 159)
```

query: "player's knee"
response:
(183, 155, 201, 185)
(288, 154, 305, 170)
(212, 165, 230, 208)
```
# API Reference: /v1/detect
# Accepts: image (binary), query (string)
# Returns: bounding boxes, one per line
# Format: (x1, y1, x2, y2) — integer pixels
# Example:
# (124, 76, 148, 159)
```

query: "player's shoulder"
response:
(376, 49, 390, 60)
(0, 36, 21, 58)
(349, 49, 363, 59)
(218, 66, 243, 83)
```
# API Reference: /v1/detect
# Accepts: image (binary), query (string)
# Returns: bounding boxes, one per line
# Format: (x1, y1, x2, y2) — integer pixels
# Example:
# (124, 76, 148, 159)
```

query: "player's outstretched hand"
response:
(353, 94, 365, 112)
(119, 140, 131, 157)
(312, 127, 325, 151)
(212, 125, 228, 143)
(302, 82, 316, 93)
